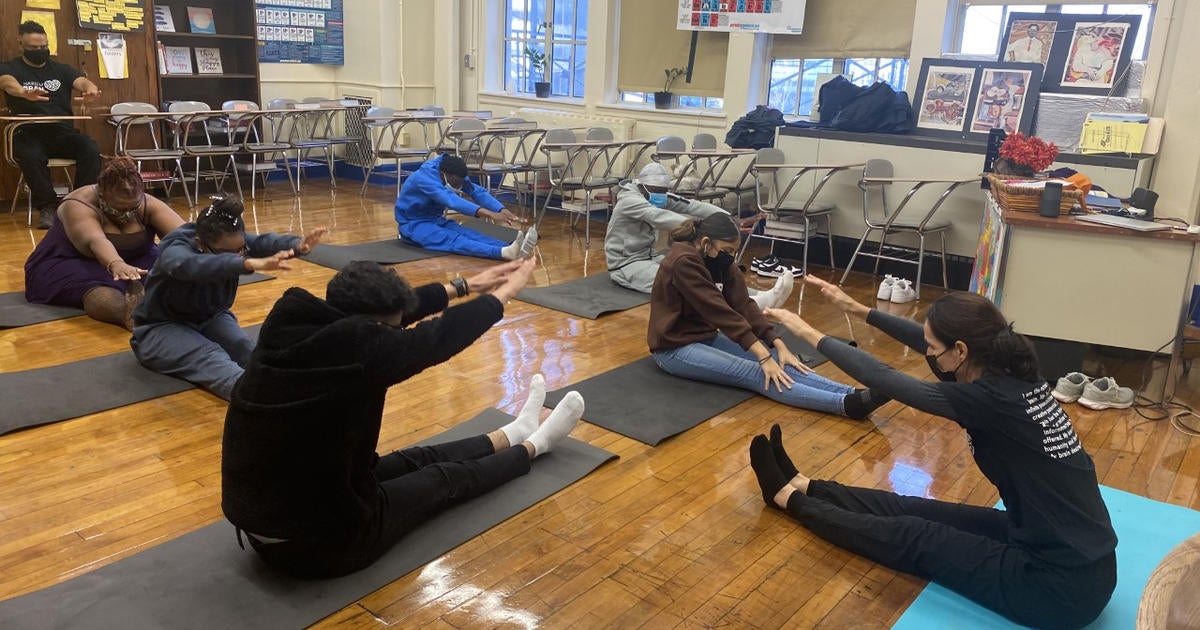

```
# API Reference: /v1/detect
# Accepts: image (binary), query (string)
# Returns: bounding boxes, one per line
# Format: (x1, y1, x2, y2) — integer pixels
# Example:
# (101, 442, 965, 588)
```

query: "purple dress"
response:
(24, 200, 159, 308)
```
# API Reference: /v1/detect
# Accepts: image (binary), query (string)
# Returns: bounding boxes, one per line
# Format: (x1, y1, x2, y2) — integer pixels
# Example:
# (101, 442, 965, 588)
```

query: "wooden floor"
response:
(1, 181, 1198, 628)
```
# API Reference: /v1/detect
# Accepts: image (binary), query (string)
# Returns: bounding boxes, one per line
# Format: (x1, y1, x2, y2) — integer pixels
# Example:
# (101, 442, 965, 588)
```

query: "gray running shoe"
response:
(1051, 372, 1090, 403)
(1078, 377, 1135, 410)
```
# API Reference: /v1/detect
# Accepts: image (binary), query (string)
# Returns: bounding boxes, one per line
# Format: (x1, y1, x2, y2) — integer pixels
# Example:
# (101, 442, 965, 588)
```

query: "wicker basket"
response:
(987, 174, 1085, 213)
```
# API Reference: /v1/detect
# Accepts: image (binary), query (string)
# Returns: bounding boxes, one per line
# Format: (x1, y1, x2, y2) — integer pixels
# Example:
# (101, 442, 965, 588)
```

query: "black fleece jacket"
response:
(221, 285, 504, 539)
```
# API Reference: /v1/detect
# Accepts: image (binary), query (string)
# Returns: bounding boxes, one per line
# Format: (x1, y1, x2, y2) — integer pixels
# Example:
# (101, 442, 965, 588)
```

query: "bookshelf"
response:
(151, 0, 261, 110)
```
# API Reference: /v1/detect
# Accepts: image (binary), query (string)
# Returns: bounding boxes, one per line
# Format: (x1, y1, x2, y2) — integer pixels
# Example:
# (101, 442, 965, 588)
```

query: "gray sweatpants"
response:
(609, 255, 665, 294)
(130, 310, 253, 401)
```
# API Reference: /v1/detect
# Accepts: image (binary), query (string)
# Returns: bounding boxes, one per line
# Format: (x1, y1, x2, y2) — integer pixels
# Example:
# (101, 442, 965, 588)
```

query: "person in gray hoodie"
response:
(604, 162, 793, 309)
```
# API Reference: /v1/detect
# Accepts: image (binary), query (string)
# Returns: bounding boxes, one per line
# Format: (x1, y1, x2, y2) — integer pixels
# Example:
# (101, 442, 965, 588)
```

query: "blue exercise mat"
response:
(892, 485, 1200, 629)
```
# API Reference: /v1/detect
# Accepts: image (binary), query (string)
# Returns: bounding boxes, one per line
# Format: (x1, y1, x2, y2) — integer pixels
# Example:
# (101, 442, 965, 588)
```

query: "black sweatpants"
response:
(247, 435, 531, 579)
(788, 480, 1116, 630)
(12, 125, 101, 209)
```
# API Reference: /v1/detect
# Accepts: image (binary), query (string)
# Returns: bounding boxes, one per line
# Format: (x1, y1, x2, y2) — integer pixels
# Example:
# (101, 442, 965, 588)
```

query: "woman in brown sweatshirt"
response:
(647, 213, 883, 419)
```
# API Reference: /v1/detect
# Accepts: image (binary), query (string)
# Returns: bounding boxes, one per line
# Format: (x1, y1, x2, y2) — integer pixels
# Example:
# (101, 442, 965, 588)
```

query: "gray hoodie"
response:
(604, 181, 728, 271)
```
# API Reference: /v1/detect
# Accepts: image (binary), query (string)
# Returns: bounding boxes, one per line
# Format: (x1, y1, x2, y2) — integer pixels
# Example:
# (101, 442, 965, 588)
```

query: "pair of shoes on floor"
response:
(1052, 372, 1135, 410)
(752, 255, 803, 278)
(876, 274, 917, 304)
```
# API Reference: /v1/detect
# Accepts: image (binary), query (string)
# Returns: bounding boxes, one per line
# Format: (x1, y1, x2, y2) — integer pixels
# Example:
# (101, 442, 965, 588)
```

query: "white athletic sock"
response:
(518, 226, 538, 259)
(500, 230, 526, 260)
(749, 289, 772, 310)
(527, 391, 584, 457)
(769, 270, 795, 308)
(499, 374, 546, 447)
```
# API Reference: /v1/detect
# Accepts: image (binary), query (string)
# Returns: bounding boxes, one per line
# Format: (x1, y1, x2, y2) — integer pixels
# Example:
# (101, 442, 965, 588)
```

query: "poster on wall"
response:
(911, 58, 1043, 142)
(256, 0, 344, 66)
(76, 0, 145, 32)
(999, 11, 1140, 95)
(676, 0, 807, 34)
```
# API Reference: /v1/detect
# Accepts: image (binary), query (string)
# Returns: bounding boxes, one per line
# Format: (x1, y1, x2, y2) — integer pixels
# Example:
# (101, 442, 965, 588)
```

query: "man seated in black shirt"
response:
(0, 21, 102, 229)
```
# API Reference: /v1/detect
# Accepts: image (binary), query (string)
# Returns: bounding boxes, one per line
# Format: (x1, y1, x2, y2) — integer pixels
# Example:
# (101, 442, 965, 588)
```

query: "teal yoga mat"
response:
(891, 486, 1200, 629)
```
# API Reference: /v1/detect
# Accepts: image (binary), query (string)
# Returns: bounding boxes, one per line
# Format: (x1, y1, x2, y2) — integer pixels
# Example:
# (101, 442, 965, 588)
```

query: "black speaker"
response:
(1130, 187, 1159, 219)
(1040, 182, 1063, 218)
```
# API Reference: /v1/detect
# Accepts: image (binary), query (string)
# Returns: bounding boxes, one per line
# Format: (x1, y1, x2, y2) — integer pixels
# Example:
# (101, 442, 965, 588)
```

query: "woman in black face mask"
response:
(646, 213, 881, 419)
(755, 277, 1117, 630)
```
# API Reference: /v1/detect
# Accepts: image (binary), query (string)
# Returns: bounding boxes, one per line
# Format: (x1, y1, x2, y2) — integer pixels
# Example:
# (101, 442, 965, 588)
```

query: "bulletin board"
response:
(676, 0, 806, 34)
(256, 0, 344, 66)
(76, 0, 145, 32)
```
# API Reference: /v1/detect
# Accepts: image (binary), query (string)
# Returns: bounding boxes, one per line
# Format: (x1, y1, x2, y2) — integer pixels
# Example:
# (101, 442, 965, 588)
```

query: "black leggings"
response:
(248, 435, 531, 579)
(787, 480, 1116, 630)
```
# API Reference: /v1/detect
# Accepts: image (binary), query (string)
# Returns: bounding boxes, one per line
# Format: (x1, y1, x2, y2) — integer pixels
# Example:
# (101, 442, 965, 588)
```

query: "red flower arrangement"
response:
(998, 133, 1059, 173)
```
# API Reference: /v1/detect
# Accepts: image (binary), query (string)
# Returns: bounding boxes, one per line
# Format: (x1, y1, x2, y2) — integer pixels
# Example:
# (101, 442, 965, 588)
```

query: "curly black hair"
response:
(326, 261, 418, 316)
(196, 197, 246, 244)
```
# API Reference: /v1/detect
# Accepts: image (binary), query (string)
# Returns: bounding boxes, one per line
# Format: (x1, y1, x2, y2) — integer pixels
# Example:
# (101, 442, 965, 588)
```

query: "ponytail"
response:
(670, 213, 740, 244)
(988, 324, 1040, 382)
(670, 219, 701, 242)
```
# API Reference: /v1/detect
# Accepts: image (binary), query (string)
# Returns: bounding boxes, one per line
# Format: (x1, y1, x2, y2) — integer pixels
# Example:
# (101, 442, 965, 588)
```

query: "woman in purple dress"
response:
(24, 158, 184, 329)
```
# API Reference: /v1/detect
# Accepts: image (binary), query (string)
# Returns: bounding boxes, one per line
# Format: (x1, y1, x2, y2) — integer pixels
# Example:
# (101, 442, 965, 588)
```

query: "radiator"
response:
(339, 94, 375, 168)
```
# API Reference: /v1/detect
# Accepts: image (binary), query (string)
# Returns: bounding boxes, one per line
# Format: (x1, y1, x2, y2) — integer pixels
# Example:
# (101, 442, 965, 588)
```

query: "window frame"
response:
(766, 57, 911, 119)
(948, 2, 1155, 62)
(502, 0, 588, 99)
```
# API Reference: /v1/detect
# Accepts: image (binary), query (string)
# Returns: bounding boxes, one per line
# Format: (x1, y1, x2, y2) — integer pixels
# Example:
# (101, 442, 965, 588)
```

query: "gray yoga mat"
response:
(543, 331, 830, 445)
(0, 408, 617, 630)
(0, 325, 262, 435)
(301, 239, 447, 271)
(458, 217, 521, 242)
(516, 273, 651, 319)
(0, 274, 273, 329)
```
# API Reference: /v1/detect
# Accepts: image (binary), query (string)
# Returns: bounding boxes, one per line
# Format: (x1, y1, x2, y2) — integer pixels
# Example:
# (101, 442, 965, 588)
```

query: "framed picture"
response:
(1002, 19, 1056, 65)
(999, 11, 1141, 95)
(913, 61, 976, 136)
(911, 59, 1043, 141)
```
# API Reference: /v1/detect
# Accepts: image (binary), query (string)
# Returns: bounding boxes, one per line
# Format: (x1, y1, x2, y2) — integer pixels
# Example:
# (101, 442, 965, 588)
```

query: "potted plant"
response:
(654, 67, 686, 109)
(524, 45, 550, 98)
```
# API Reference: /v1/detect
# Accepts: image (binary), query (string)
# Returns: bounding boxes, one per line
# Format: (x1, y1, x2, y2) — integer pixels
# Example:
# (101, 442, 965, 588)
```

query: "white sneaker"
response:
(1052, 372, 1091, 403)
(876, 274, 897, 301)
(889, 279, 917, 304)
(1078, 377, 1135, 410)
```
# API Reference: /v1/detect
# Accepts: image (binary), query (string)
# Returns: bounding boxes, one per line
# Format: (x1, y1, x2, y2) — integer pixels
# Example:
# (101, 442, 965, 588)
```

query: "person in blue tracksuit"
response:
(393, 154, 536, 260)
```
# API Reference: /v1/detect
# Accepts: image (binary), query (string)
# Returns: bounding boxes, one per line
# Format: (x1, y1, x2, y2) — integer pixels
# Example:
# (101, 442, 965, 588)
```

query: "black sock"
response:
(843, 388, 887, 420)
(749, 435, 789, 508)
(769, 424, 798, 479)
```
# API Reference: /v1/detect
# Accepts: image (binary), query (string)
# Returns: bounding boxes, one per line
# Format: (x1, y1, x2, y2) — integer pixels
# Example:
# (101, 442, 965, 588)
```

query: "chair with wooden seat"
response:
(838, 159, 977, 298)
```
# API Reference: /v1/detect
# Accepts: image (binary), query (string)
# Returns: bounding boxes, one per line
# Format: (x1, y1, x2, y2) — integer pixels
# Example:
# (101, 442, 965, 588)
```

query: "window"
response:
(504, 0, 587, 98)
(767, 58, 910, 119)
(952, 3, 1154, 61)
(618, 92, 725, 111)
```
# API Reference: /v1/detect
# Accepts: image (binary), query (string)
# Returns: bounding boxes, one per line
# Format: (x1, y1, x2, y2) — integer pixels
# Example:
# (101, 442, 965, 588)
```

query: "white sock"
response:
(518, 226, 538, 258)
(499, 374, 545, 447)
(500, 230, 526, 260)
(749, 289, 772, 310)
(769, 270, 795, 308)
(527, 391, 584, 457)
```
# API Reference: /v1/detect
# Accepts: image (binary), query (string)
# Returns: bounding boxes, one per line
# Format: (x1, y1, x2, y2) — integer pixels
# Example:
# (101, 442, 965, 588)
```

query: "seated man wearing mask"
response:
(394, 154, 536, 260)
(605, 162, 793, 309)
(0, 21, 103, 229)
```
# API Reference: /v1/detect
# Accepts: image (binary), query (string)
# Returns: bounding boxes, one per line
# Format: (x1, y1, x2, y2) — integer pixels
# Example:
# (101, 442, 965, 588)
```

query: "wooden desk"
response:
(975, 193, 1200, 398)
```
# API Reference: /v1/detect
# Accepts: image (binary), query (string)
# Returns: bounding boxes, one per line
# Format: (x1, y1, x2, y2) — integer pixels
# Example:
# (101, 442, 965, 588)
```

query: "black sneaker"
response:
(756, 260, 804, 278)
(36, 208, 54, 230)
(751, 255, 779, 273)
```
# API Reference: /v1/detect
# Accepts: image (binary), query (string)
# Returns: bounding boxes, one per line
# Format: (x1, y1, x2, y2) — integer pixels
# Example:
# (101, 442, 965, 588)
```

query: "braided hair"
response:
(926, 292, 1041, 382)
(97, 157, 144, 200)
(196, 197, 246, 244)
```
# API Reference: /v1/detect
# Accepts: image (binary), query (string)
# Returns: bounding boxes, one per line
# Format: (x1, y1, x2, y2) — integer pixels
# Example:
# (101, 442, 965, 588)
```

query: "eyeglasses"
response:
(200, 242, 249, 256)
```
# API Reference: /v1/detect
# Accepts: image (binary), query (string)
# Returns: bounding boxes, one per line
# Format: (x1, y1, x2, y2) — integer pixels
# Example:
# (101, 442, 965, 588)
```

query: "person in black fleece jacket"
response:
(221, 257, 585, 579)
(749, 276, 1116, 630)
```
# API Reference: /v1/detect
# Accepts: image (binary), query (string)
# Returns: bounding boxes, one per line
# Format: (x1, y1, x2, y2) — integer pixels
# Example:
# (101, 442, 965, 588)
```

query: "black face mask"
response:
(925, 348, 961, 382)
(23, 49, 49, 66)
(703, 246, 735, 284)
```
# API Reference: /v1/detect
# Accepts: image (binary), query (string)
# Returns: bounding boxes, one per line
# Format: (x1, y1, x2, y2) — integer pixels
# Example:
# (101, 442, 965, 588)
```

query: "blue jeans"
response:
(130, 310, 252, 401)
(652, 333, 852, 415)
(399, 216, 509, 259)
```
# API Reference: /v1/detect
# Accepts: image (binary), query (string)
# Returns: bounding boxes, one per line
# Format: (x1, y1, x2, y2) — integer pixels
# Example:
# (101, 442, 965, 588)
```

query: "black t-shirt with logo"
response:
(1, 57, 82, 129)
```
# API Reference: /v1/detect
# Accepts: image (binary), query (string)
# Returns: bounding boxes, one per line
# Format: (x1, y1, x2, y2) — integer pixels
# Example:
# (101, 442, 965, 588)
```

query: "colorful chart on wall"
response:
(76, 0, 145, 32)
(256, 0, 344, 66)
(676, 0, 807, 34)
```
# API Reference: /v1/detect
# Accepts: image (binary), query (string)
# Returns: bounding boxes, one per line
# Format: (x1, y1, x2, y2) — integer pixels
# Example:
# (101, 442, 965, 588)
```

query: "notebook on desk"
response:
(1076, 213, 1171, 232)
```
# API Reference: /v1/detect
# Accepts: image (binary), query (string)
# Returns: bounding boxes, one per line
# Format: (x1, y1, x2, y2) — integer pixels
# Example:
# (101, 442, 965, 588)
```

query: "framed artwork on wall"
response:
(999, 11, 1141, 95)
(911, 59, 1043, 141)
